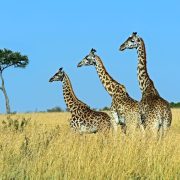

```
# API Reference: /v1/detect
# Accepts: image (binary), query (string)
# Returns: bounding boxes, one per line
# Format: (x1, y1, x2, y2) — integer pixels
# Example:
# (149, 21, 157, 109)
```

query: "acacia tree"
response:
(0, 48, 29, 114)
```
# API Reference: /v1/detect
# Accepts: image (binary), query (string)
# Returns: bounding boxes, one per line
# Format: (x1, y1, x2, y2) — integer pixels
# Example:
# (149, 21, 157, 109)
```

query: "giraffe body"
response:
(139, 94, 171, 132)
(49, 68, 112, 134)
(77, 49, 141, 133)
(120, 32, 172, 136)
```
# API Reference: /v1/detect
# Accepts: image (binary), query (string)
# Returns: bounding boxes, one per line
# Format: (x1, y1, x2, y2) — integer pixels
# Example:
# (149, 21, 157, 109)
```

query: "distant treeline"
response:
(170, 102, 180, 108)
(40, 103, 180, 113)
(46, 106, 110, 113)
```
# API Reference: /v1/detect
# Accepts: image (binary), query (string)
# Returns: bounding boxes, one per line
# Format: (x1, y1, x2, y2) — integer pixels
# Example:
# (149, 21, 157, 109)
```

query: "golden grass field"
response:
(0, 109, 180, 179)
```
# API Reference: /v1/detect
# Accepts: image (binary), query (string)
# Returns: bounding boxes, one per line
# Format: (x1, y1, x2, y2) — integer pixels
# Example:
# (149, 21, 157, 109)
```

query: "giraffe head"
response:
(49, 67, 65, 82)
(77, 48, 97, 67)
(119, 32, 141, 51)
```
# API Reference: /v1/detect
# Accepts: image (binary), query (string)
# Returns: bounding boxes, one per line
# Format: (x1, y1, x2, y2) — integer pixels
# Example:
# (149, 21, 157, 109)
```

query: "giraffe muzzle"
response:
(119, 45, 125, 51)
(49, 77, 54, 82)
(77, 62, 82, 67)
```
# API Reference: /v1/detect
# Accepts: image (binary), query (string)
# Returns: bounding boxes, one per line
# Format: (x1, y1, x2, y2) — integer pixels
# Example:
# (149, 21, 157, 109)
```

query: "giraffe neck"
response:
(62, 73, 88, 112)
(137, 38, 159, 96)
(94, 56, 126, 96)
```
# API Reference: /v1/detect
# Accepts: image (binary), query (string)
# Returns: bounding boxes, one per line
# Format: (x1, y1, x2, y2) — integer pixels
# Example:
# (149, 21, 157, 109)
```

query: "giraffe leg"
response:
(139, 124, 146, 137)
(160, 117, 170, 139)
(163, 112, 171, 133)
(138, 105, 147, 136)
(158, 124, 164, 141)
(139, 114, 146, 137)
(110, 110, 118, 134)
(120, 123, 127, 134)
(148, 115, 162, 141)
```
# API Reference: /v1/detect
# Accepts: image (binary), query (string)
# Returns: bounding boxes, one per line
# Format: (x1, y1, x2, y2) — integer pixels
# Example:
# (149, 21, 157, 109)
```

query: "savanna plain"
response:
(0, 109, 180, 180)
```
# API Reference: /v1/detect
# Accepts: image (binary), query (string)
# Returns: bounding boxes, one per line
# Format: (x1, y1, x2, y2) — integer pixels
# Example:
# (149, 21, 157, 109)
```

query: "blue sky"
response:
(0, 0, 179, 113)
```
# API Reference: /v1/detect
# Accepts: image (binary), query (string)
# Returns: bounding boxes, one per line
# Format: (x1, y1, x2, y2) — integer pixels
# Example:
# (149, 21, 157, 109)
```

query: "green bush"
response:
(170, 102, 180, 108)
(1, 116, 31, 132)
(100, 106, 110, 111)
(47, 106, 64, 112)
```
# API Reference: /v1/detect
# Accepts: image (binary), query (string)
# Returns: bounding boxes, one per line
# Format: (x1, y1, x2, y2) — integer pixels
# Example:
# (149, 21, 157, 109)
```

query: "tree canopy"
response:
(0, 48, 29, 72)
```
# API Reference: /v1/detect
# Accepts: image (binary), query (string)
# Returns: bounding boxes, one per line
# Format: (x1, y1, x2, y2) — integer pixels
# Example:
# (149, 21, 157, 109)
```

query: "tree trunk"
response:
(0, 71, 11, 114)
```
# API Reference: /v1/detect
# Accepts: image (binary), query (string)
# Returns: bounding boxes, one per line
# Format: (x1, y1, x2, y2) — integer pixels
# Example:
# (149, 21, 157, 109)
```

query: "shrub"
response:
(1, 116, 31, 132)
(170, 102, 180, 108)
(100, 106, 110, 111)
(47, 106, 64, 112)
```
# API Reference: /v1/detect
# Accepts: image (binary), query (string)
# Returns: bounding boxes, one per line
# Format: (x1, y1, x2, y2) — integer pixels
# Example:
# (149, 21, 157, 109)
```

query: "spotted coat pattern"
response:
(49, 69, 112, 134)
(78, 50, 140, 133)
(120, 32, 172, 136)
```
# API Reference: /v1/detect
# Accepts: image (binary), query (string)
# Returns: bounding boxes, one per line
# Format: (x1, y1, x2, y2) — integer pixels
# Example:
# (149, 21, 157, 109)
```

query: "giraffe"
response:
(49, 67, 112, 134)
(119, 32, 172, 138)
(77, 49, 141, 134)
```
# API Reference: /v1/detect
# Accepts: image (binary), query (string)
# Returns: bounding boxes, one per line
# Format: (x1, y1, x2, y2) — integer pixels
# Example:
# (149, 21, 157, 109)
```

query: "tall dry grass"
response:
(0, 109, 180, 179)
